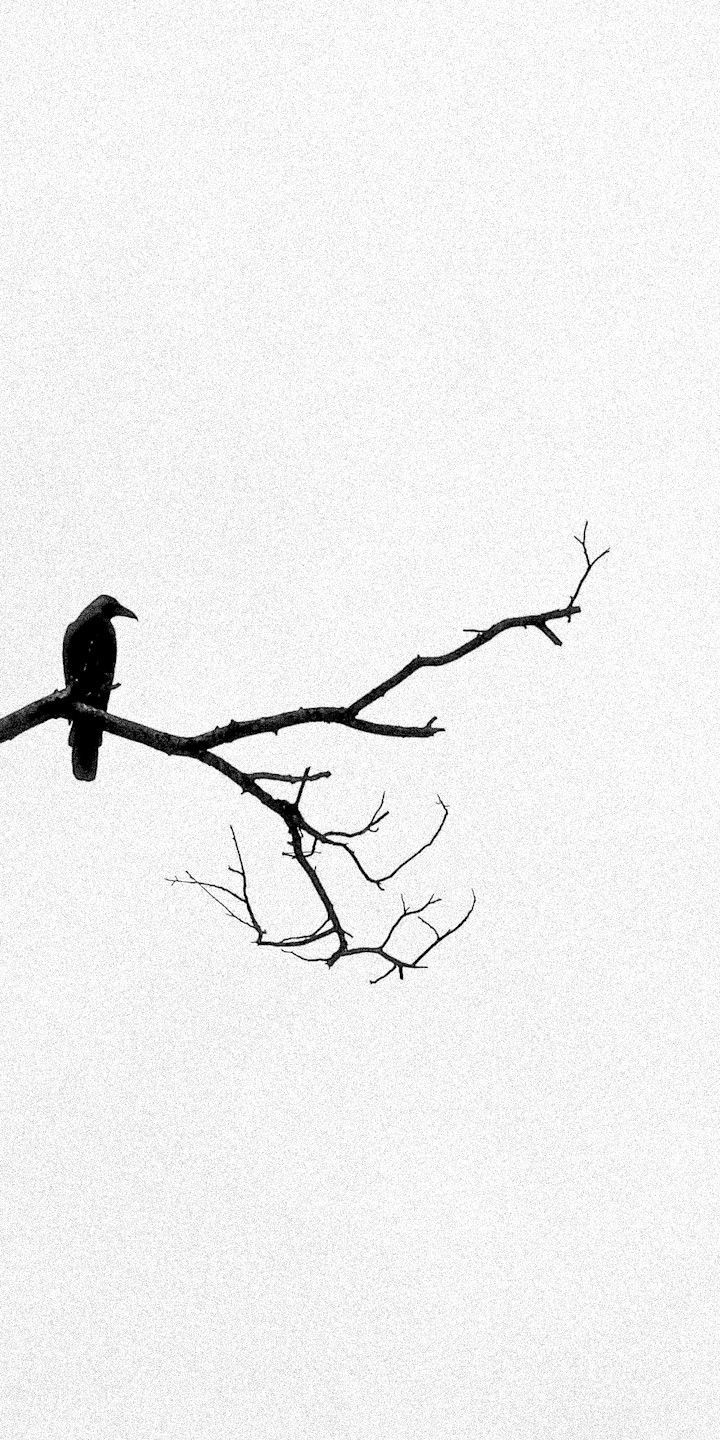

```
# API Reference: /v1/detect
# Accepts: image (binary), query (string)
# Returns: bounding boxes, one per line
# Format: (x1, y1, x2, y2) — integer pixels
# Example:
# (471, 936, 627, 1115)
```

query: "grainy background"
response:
(1, 3, 718, 1435)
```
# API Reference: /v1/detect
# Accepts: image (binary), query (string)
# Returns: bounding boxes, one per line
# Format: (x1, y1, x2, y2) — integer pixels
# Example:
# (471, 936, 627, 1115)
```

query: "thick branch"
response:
(0, 598, 593, 756)
(2, 528, 608, 982)
(0, 525, 608, 755)
(0, 689, 71, 744)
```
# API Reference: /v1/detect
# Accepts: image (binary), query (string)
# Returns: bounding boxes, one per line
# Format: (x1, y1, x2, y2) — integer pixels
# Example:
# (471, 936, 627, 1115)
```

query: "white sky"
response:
(1, 2, 718, 1435)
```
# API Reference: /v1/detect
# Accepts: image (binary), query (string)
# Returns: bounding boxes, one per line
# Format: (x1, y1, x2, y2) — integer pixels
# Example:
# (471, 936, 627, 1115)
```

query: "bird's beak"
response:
(115, 605, 138, 621)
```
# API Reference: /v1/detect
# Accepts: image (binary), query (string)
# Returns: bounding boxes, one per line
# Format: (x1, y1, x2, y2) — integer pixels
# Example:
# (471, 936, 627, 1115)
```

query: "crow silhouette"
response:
(63, 595, 137, 780)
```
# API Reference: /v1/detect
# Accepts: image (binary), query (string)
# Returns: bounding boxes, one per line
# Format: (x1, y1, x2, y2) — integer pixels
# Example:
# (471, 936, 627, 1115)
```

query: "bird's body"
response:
(63, 595, 137, 780)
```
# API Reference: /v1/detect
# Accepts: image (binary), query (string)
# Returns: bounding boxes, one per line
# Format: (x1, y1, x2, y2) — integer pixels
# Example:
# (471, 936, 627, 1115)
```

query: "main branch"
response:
(0, 526, 608, 981)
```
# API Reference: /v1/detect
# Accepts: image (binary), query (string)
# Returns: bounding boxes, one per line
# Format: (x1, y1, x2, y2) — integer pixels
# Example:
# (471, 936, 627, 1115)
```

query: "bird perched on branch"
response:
(63, 595, 137, 781)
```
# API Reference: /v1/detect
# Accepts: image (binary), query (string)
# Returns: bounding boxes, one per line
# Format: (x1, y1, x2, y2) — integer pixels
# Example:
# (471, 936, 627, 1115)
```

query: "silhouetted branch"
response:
(571, 522, 611, 608)
(0, 526, 609, 758)
(245, 769, 332, 785)
(323, 794, 389, 839)
(1, 527, 609, 980)
(168, 791, 459, 982)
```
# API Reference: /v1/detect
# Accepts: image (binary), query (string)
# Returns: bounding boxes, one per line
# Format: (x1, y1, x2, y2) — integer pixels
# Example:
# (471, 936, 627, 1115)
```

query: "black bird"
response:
(63, 595, 137, 781)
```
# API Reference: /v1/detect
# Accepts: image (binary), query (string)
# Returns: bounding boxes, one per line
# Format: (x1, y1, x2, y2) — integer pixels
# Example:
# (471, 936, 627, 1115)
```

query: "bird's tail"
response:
(69, 720, 103, 782)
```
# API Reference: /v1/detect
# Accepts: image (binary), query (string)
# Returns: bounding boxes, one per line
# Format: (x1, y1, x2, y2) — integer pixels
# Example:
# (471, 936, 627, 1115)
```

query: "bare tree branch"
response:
(323, 794, 389, 839)
(571, 522, 611, 608)
(244, 770, 332, 785)
(167, 782, 463, 981)
(2, 528, 608, 981)
(0, 526, 609, 758)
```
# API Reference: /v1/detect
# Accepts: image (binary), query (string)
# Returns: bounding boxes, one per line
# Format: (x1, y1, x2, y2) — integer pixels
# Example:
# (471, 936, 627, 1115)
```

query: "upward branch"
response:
(0, 527, 608, 757)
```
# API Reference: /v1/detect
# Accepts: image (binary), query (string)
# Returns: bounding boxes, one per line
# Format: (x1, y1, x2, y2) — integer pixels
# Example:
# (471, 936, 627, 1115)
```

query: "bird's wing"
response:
(63, 620, 117, 705)
(62, 618, 78, 686)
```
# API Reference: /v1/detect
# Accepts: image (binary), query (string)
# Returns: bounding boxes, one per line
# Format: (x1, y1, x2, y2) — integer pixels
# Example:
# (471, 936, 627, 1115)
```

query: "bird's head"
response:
(94, 595, 138, 622)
